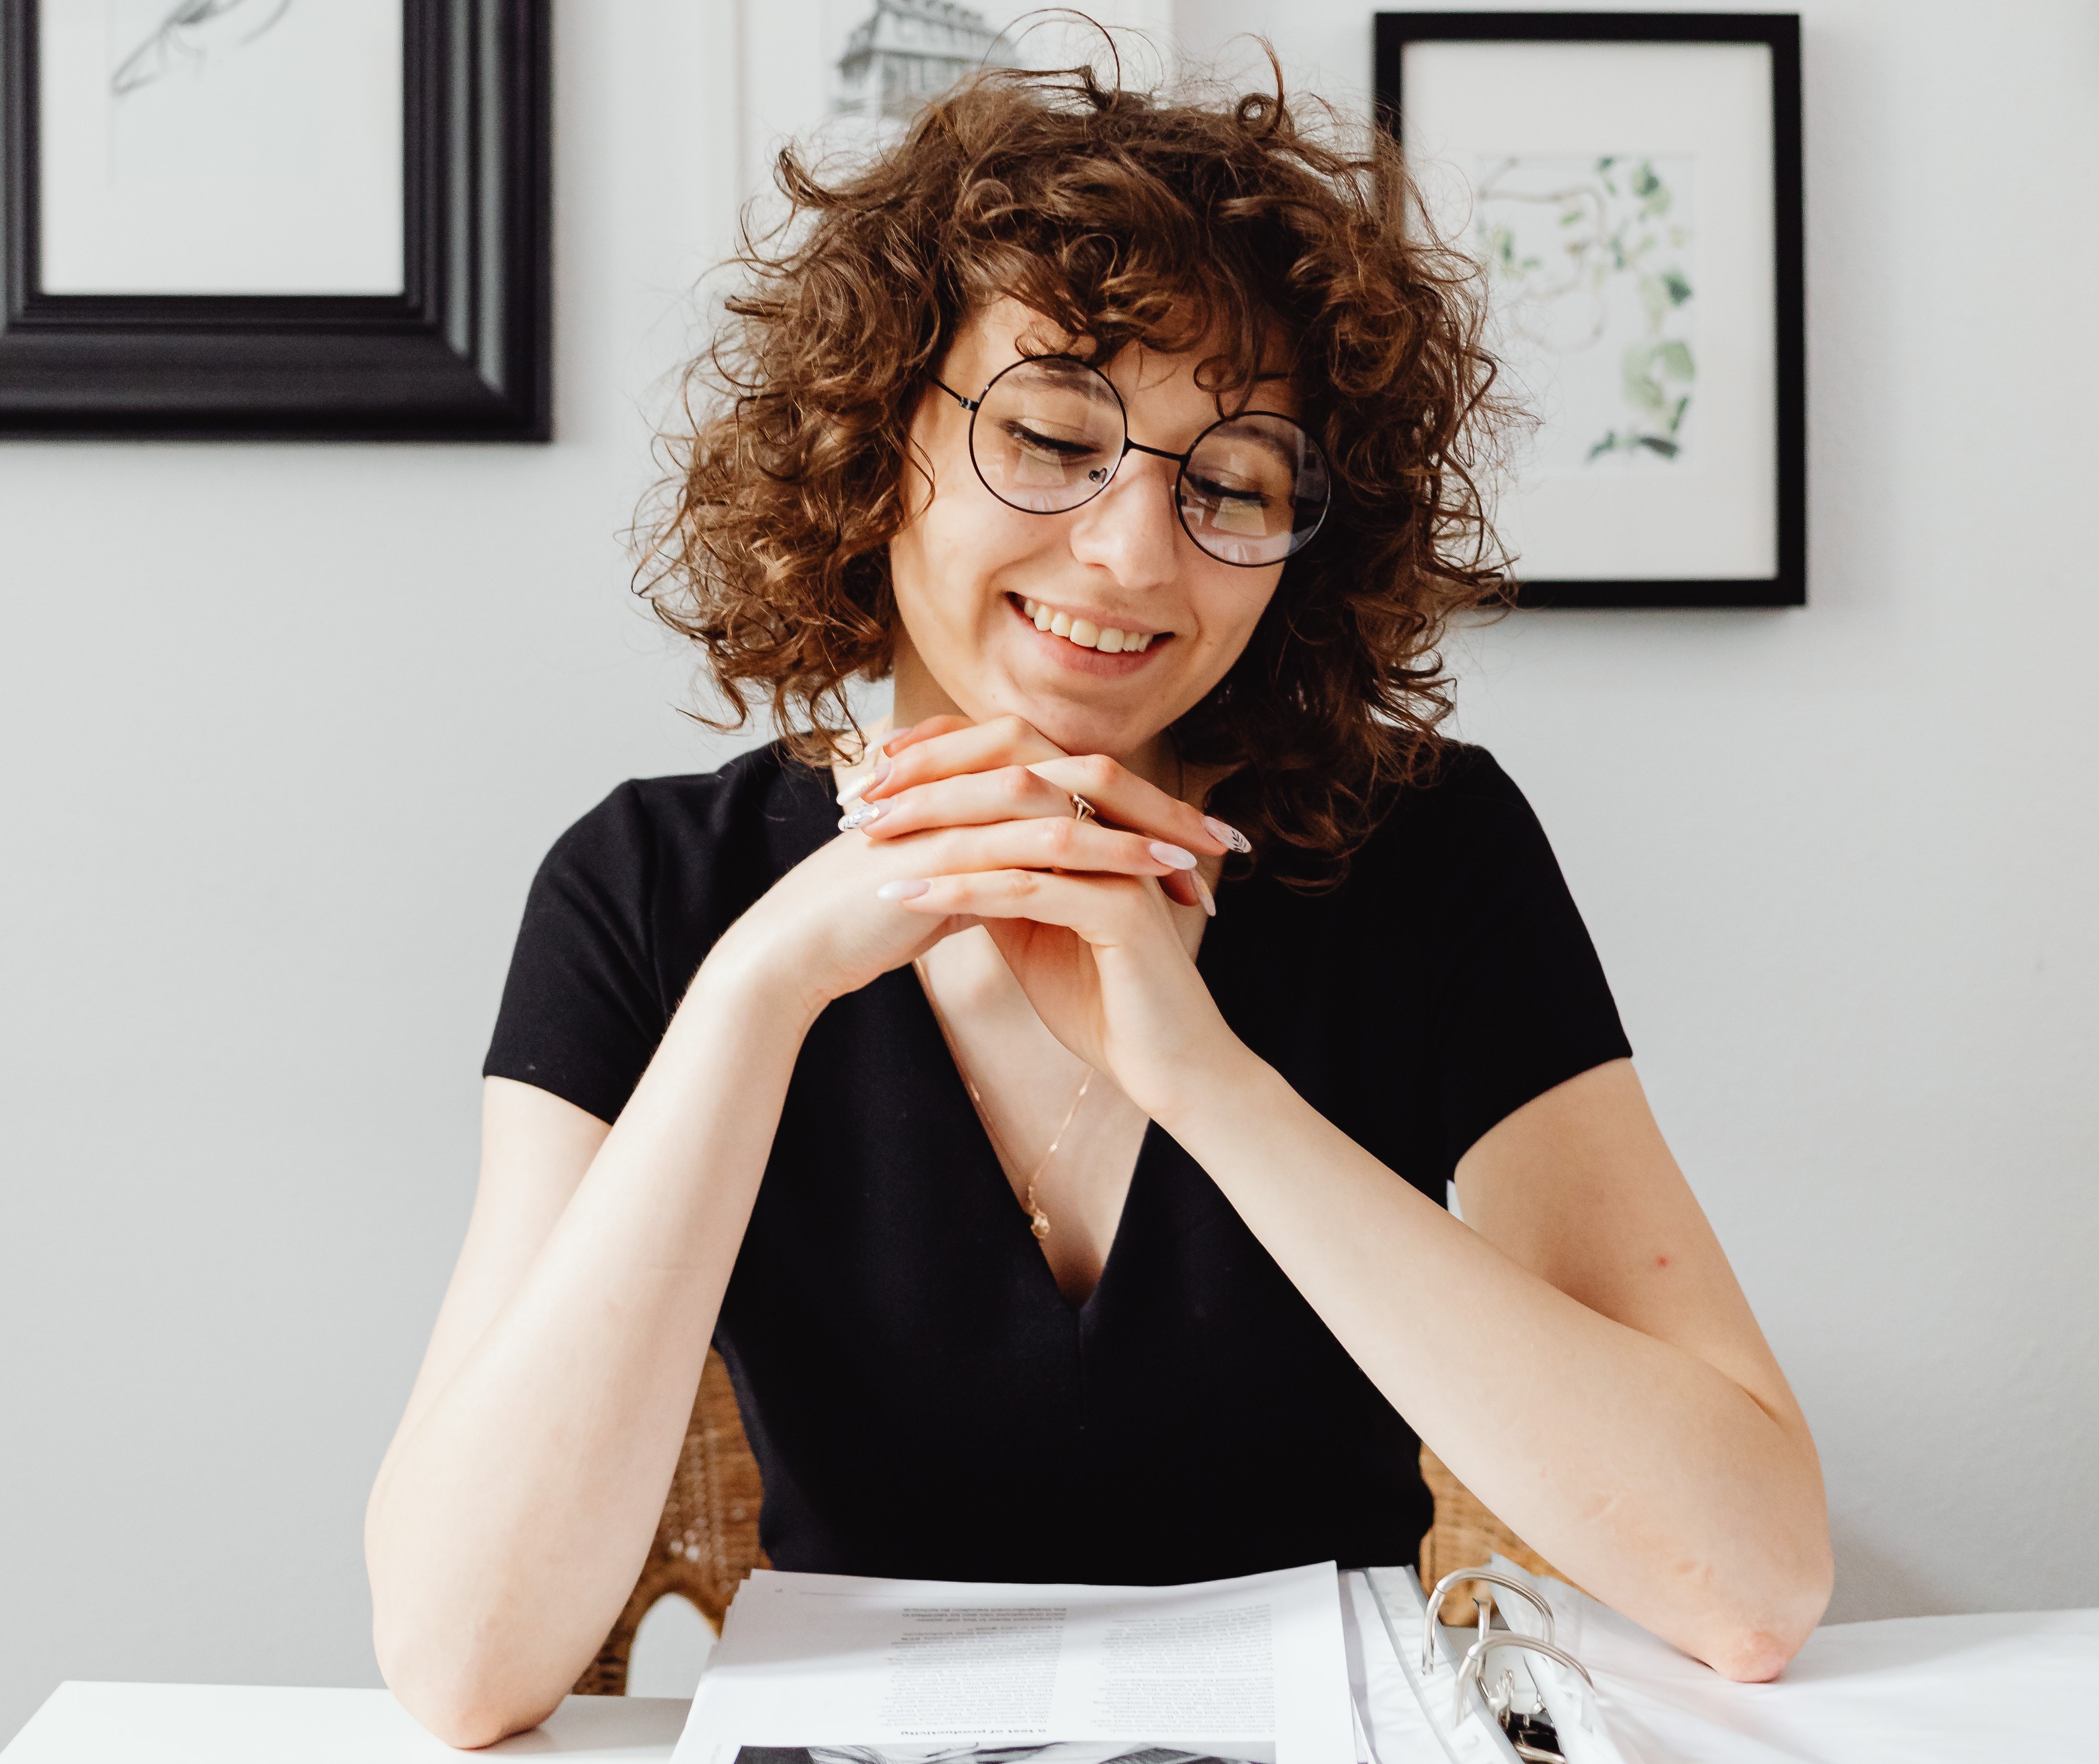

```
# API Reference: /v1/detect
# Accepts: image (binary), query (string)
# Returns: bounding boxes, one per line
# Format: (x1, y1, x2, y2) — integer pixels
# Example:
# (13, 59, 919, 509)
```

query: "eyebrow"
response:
(1204, 421, 1303, 473)
(1017, 356, 1125, 406)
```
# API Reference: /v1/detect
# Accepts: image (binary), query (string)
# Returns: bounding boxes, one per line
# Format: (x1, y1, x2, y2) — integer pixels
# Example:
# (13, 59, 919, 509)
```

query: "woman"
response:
(365, 63, 1832, 1747)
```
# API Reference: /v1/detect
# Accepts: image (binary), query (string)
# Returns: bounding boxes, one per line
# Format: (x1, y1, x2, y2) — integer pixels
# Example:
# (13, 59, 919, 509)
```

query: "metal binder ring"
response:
(1452, 1632, 1595, 1732)
(1421, 1568, 1556, 1675)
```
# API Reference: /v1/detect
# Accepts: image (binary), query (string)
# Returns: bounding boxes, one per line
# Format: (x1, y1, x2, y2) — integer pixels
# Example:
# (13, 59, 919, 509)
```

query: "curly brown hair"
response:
(639, 52, 1508, 884)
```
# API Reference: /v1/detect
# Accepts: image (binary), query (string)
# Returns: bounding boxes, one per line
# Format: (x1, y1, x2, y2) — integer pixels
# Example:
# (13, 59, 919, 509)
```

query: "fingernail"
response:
(1149, 841, 1199, 871)
(881, 723, 918, 752)
(1193, 870, 1217, 917)
(1202, 816, 1252, 854)
(870, 756, 892, 786)
(838, 801, 885, 831)
(875, 878, 930, 901)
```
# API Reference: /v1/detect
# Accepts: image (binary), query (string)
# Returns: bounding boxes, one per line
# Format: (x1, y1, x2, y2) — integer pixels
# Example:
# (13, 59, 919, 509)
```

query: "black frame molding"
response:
(1375, 11, 1805, 609)
(0, 0, 550, 440)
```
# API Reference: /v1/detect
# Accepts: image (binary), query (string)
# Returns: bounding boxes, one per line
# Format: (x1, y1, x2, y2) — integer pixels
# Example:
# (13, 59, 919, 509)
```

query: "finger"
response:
(848, 764, 1074, 838)
(1023, 753, 1242, 857)
(864, 714, 1064, 800)
(879, 868, 1162, 946)
(1160, 870, 1203, 911)
(878, 713, 965, 758)
(879, 815, 1201, 881)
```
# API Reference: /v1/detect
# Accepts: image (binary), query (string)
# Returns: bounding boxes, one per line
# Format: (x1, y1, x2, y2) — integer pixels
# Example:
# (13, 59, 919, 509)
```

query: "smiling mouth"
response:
(1012, 594, 1166, 654)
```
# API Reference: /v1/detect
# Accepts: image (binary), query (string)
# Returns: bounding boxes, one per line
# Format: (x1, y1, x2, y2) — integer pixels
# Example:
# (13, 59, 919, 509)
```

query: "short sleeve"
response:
(1423, 753, 1632, 1168)
(482, 781, 675, 1125)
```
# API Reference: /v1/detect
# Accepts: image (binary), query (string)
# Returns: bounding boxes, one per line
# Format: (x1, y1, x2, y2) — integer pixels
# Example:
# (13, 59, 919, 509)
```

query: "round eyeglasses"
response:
(931, 354, 1331, 568)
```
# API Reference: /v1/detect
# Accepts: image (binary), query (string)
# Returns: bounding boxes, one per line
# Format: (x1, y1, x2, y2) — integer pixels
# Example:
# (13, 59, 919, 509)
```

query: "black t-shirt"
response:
(484, 740, 1629, 1584)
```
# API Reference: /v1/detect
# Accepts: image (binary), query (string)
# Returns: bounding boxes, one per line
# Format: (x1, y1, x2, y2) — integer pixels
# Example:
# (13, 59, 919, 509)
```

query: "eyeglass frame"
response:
(927, 353, 1330, 568)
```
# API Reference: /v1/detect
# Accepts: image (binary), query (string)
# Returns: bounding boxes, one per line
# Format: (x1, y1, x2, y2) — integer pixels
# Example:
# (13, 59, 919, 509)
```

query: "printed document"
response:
(671, 1561, 1356, 1764)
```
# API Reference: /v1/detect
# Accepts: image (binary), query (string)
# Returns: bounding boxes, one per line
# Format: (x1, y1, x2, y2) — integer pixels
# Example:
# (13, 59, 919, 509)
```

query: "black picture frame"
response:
(1374, 11, 1804, 609)
(0, 0, 551, 441)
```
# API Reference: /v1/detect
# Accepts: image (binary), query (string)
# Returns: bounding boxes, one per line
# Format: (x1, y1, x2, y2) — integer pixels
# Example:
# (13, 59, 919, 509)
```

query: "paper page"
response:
(673, 1563, 1355, 1764)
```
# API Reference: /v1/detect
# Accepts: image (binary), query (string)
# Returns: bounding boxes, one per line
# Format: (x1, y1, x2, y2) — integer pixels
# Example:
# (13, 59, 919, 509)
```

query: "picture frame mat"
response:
(36, 0, 406, 296)
(1401, 36, 1778, 584)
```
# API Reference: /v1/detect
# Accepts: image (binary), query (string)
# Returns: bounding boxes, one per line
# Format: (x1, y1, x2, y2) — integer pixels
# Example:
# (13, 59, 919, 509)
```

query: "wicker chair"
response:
(574, 1360, 1563, 1689)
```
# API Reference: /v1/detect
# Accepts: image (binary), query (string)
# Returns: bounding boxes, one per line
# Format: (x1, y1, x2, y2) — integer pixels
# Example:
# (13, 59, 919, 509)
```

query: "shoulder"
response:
(487, 742, 839, 1121)
(1345, 741, 1561, 891)
(538, 739, 834, 899)
(1385, 740, 1537, 829)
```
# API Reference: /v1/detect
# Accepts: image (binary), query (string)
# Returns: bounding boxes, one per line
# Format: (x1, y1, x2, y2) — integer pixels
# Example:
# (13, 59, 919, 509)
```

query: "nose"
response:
(1063, 449, 1184, 590)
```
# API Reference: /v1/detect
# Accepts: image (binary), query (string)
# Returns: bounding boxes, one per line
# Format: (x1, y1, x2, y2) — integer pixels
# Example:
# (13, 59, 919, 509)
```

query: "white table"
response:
(14, 1595, 2099, 1764)
(1, 1685, 690, 1761)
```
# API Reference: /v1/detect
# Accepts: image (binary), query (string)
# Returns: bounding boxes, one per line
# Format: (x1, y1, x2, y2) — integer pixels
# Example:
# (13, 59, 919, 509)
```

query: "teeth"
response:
(1018, 597, 1157, 653)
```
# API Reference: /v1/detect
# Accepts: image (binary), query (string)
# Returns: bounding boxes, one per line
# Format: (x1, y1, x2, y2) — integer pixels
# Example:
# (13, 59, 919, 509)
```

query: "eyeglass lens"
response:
(968, 358, 1329, 567)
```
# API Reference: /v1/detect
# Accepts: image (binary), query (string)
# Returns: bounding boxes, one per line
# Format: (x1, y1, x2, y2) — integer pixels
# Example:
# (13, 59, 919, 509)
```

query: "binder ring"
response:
(1421, 1568, 1557, 1675)
(1452, 1632, 1595, 1732)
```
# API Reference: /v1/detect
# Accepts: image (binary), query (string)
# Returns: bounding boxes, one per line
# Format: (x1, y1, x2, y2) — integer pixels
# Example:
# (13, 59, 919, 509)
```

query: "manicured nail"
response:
(881, 723, 919, 753)
(1149, 841, 1199, 871)
(875, 878, 930, 901)
(870, 756, 892, 786)
(838, 801, 884, 831)
(1202, 816, 1252, 854)
(1193, 870, 1217, 917)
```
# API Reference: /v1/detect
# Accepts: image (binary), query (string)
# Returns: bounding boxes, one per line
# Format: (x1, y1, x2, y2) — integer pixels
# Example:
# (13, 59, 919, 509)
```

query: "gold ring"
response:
(1069, 793, 1098, 824)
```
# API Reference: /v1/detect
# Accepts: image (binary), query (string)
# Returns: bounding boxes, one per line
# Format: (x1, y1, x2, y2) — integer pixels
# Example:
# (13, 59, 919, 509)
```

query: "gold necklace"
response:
(913, 958, 1091, 1240)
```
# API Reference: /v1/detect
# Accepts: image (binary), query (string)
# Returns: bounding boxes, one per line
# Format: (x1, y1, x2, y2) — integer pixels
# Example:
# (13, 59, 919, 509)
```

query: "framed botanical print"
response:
(1376, 12, 1805, 607)
(0, 0, 550, 439)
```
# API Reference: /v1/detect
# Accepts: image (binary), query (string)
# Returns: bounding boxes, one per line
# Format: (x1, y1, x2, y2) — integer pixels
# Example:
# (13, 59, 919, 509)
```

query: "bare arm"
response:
(365, 790, 1215, 1747)
(1161, 1055, 1831, 1680)
(877, 758, 1833, 1679)
(365, 954, 816, 1747)
(1159, 1054, 1830, 1672)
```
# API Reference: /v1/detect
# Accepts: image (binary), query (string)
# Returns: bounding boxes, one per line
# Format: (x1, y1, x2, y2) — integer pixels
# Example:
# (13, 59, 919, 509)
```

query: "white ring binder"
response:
(1361, 1562, 1625, 1764)
(1420, 1569, 1558, 1675)
(1451, 1633, 1594, 1748)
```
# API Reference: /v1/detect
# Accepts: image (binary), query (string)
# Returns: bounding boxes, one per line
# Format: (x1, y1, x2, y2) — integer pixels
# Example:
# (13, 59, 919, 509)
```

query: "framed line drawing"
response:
(1, 0, 550, 440)
(1375, 12, 1805, 608)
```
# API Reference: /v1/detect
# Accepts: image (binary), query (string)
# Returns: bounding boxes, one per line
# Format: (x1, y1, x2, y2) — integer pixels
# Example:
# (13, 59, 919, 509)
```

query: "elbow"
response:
(374, 1613, 566, 1750)
(1699, 1537, 1835, 1683)
(1704, 1625, 1809, 1684)
(381, 1658, 563, 1751)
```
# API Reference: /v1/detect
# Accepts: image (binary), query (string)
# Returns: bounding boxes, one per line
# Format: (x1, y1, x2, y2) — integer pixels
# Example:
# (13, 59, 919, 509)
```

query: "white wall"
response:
(3, 0, 2096, 1743)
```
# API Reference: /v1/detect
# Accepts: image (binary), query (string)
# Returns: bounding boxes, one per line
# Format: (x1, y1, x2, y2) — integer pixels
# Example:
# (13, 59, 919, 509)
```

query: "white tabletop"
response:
(1, 1684, 690, 1762)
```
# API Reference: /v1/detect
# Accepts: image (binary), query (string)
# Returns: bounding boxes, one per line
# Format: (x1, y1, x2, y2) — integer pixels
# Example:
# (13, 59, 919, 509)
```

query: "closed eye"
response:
(1184, 472, 1271, 509)
(1005, 421, 1108, 460)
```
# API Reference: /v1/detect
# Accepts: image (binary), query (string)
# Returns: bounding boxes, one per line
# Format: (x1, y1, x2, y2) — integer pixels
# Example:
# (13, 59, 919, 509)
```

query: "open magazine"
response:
(671, 1562, 1357, 1764)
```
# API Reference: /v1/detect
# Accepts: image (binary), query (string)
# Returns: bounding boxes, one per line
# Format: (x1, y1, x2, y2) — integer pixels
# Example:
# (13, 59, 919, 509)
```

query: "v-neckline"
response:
(823, 740, 1224, 1315)
(906, 958, 1148, 1316)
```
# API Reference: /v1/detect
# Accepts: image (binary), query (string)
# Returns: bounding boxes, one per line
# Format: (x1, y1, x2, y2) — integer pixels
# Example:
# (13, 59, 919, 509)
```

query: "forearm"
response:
(366, 948, 817, 1744)
(1157, 1047, 1830, 1679)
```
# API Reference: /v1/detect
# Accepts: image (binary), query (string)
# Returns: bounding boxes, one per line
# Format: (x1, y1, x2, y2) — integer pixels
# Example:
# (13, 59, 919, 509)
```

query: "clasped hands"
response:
(720, 714, 1250, 1121)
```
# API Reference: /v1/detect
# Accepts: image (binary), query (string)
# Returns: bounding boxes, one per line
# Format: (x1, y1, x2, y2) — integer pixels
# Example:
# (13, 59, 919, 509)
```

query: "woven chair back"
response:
(576, 1369, 1566, 1688)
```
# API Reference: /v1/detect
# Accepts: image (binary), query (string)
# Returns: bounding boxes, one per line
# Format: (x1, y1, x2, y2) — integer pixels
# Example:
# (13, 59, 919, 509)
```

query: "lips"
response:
(1017, 595, 1161, 653)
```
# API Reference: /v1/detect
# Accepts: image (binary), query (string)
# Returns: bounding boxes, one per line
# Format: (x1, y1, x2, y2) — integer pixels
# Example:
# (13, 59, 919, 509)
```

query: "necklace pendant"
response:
(1025, 1184, 1052, 1239)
